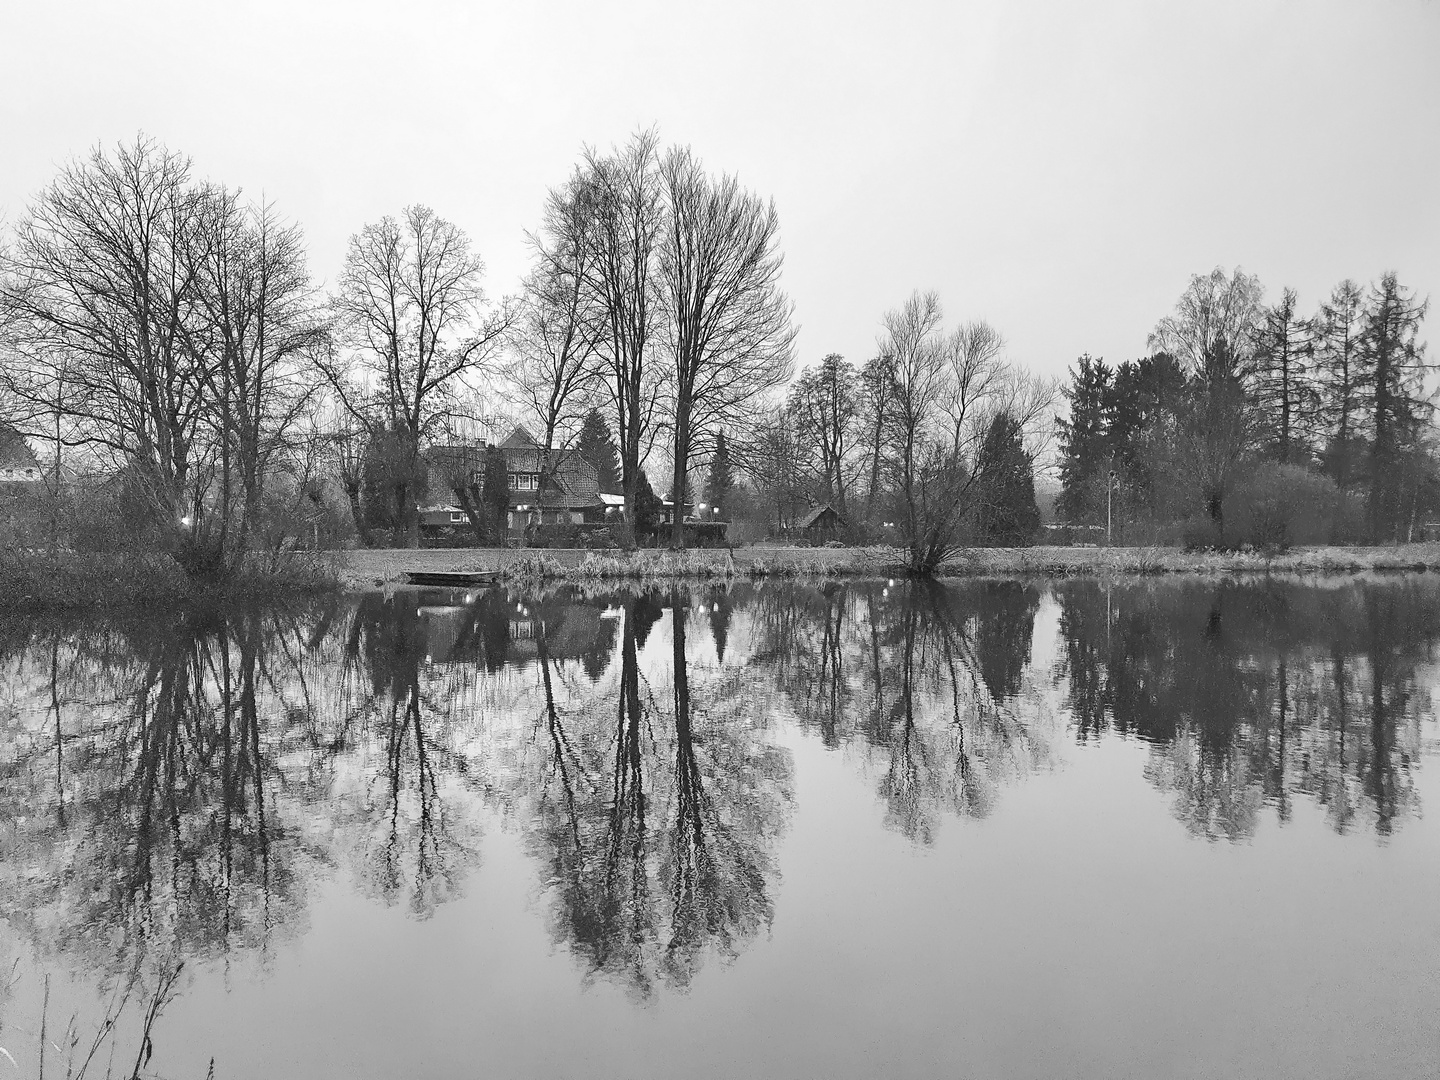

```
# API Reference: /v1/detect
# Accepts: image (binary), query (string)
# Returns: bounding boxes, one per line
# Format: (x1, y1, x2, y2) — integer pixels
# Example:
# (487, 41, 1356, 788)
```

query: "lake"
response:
(0, 577, 1437, 1079)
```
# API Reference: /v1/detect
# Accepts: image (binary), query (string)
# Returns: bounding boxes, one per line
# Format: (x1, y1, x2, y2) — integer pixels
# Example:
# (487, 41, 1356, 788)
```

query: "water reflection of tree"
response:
(518, 588, 791, 998)
(1056, 579, 1438, 839)
(330, 591, 494, 916)
(0, 610, 313, 974)
(751, 579, 1049, 844)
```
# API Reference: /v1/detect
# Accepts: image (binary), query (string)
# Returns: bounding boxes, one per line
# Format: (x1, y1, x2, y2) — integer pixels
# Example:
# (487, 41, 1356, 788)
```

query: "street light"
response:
(1107, 470, 1119, 546)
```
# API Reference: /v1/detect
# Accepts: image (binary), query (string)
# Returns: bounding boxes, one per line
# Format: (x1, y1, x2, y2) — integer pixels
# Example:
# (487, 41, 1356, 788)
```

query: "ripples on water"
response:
(0, 578, 1436, 1078)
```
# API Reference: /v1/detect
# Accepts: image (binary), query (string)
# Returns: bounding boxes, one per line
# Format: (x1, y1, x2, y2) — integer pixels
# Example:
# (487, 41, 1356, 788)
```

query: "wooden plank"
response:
(404, 570, 501, 587)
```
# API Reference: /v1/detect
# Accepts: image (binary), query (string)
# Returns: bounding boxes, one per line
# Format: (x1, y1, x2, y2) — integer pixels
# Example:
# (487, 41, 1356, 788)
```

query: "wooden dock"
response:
(404, 570, 502, 588)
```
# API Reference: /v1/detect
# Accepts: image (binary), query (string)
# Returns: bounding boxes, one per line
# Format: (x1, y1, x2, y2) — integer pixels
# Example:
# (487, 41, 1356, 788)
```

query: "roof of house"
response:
(501, 437, 601, 510)
(515, 455, 601, 510)
(0, 426, 39, 471)
(500, 425, 538, 449)
(425, 431, 604, 511)
(799, 503, 844, 529)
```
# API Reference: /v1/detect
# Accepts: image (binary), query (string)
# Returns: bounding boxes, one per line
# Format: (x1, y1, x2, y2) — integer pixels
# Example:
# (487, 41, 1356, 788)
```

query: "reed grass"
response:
(0, 549, 340, 611)
(343, 542, 1440, 590)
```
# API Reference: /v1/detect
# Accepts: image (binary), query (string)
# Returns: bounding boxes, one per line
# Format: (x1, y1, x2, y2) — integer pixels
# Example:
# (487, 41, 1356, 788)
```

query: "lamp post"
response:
(1107, 470, 1118, 547)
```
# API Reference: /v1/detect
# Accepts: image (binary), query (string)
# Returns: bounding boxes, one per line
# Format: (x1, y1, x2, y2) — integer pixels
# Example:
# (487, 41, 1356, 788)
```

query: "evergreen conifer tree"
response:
(975, 412, 1040, 546)
(577, 408, 621, 493)
(706, 431, 734, 519)
(1056, 355, 1112, 523)
(481, 446, 510, 541)
(633, 469, 663, 539)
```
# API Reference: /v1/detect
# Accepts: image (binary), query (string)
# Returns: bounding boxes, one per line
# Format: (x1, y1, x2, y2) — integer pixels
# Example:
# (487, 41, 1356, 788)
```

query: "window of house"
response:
(450, 512, 465, 523)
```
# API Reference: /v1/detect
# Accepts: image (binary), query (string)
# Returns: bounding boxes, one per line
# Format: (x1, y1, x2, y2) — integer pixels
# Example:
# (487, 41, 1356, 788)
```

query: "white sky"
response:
(2, 0, 1437, 383)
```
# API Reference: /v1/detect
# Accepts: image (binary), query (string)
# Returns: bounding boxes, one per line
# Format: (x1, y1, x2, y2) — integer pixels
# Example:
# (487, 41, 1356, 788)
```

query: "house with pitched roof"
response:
(422, 427, 607, 541)
(497, 426, 605, 529)
(0, 426, 41, 484)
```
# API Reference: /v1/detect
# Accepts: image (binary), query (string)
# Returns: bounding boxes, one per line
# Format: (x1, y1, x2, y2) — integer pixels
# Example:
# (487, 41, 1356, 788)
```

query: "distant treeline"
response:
(1056, 268, 1431, 547)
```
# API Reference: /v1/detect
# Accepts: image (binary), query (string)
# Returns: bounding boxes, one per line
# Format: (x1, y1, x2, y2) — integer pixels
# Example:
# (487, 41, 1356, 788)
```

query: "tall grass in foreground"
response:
(0, 960, 198, 1080)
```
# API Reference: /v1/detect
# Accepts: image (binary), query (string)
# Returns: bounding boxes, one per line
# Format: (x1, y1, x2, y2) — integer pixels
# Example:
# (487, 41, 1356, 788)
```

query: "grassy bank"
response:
(339, 541, 1440, 589)
(0, 550, 340, 611)
(17, 544, 1440, 608)
(941, 543, 1440, 577)
(340, 545, 907, 588)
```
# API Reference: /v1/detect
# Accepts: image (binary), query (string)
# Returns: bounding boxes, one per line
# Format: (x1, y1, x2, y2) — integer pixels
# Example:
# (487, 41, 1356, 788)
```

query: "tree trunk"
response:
(671, 400, 692, 549)
(344, 482, 373, 547)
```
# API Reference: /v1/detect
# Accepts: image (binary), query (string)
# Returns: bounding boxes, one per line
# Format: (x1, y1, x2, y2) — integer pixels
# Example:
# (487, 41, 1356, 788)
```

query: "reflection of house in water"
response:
(405, 587, 618, 679)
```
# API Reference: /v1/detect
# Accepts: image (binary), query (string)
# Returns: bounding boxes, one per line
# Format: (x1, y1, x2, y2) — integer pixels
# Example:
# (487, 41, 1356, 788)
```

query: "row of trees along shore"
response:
(0, 133, 792, 575)
(0, 136, 1433, 583)
(1058, 267, 1433, 548)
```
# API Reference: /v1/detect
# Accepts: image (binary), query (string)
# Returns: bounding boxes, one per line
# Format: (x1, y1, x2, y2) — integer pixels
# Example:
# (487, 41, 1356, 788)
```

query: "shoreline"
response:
(7, 543, 1440, 612)
(338, 542, 1440, 590)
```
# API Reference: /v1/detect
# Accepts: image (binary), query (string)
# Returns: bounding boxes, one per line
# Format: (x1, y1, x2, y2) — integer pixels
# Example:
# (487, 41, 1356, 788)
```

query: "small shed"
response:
(799, 504, 847, 542)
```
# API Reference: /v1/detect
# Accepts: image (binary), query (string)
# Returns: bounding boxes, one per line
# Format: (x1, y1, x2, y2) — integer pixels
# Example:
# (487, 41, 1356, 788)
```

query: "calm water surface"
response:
(1, 578, 1437, 1079)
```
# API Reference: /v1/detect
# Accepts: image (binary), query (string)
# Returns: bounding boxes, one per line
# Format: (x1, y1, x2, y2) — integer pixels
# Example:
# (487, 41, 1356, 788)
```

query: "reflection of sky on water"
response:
(0, 577, 1436, 1078)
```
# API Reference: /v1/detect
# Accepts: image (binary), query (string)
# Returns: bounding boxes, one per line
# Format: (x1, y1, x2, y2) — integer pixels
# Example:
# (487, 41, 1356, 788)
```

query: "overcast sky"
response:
(2, 0, 1437, 382)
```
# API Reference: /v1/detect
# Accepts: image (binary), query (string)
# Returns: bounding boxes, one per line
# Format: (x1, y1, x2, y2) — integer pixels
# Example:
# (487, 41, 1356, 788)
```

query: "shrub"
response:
(1228, 463, 1346, 550)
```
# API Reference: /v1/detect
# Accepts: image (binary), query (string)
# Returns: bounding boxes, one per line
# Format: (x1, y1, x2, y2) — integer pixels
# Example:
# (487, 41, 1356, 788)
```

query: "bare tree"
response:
(877, 292, 1040, 573)
(1359, 271, 1432, 540)
(0, 137, 214, 565)
(742, 406, 807, 532)
(937, 319, 1007, 451)
(575, 131, 667, 541)
(1252, 286, 1317, 465)
(508, 176, 604, 479)
(193, 192, 326, 565)
(1148, 266, 1265, 374)
(320, 205, 509, 546)
(318, 401, 374, 546)
(858, 351, 900, 520)
(789, 353, 858, 519)
(1165, 338, 1261, 542)
(657, 145, 795, 546)
(1313, 279, 1366, 488)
